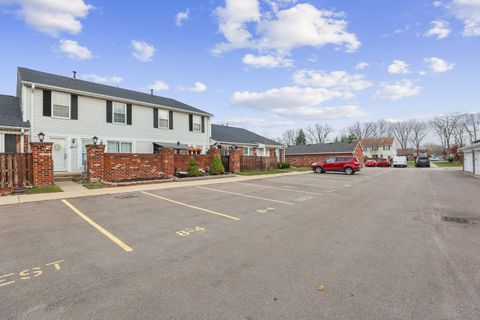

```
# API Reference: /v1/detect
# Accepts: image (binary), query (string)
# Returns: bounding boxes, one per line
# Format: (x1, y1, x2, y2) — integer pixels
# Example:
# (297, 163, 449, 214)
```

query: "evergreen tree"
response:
(187, 157, 201, 177)
(209, 155, 225, 175)
(295, 129, 307, 145)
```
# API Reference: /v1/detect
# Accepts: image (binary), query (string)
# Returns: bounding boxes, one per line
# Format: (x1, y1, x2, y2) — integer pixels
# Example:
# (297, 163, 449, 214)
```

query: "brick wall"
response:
(86, 145, 106, 182)
(30, 143, 54, 187)
(104, 153, 167, 182)
(229, 149, 241, 173)
(15, 134, 29, 153)
(173, 148, 222, 172)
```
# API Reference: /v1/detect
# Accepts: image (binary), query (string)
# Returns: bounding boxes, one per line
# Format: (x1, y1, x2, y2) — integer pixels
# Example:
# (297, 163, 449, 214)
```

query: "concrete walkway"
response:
(0, 171, 309, 206)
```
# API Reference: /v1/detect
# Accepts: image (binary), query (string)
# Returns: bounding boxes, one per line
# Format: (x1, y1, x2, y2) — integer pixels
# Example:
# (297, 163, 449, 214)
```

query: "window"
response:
(107, 141, 133, 153)
(81, 139, 93, 166)
(192, 115, 201, 132)
(372, 146, 379, 151)
(158, 109, 169, 129)
(243, 147, 253, 156)
(256, 148, 266, 157)
(325, 158, 335, 163)
(4, 134, 16, 153)
(52, 92, 70, 118)
(384, 145, 391, 151)
(113, 102, 126, 124)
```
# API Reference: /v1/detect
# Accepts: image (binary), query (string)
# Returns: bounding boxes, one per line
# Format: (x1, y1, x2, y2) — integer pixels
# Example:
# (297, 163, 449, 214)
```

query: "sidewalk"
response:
(0, 171, 309, 206)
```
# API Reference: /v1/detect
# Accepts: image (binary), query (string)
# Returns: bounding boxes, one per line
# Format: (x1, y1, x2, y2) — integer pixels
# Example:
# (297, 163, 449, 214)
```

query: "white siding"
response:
(23, 85, 211, 172)
(475, 150, 480, 176)
(464, 151, 473, 172)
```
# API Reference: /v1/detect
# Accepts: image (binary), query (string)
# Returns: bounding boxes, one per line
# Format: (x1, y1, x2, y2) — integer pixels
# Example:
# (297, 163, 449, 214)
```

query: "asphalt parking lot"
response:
(1, 168, 479, 320)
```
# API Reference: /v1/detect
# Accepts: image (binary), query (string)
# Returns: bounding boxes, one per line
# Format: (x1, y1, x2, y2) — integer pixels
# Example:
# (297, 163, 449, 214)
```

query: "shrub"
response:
(448, 156, 454, 163)
(187, 157, 201, 177)
(209, 155, 226, 175)
(277, 161, 291, 169)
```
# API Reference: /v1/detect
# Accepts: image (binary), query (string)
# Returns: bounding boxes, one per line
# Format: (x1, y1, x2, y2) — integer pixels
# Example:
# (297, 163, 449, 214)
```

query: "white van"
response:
(393, 156, 408, 168)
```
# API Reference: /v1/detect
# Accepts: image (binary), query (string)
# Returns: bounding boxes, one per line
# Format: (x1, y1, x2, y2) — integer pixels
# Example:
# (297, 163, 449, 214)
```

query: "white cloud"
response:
(175, 8, 189, 26)
(242, 53, 293, 68)
(213, 1, 360, 67)
(131, 40, 156, 62)
(387, 60, 410, 74)
(181, 82, 207, 93)
(433, 1, 443, 7)
(450, 0, 480, 36)
(292, 70, 372, 91)
(58, 39, 92, 60)
(2, 0, 93, 36)
(374, 80, 421, 101)
(424, 57, 455, 73)
(148, 81, 169, 92)
(81, 74, 122, 85)
(424, 20, 451, 39)
(355, 62, 369, 70)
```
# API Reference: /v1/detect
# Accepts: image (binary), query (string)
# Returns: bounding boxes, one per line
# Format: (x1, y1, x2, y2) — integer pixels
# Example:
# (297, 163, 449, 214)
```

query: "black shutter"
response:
(153, 108, 158, 128)
(169, 110, 173, 130)
(189, 114, 193, 132)
(201, 116, 205, 133)
(126, 104, 132, 125)
(43, 90, 51, 117)
(71, 95, 78, 120)
(106, 100, 112, 123)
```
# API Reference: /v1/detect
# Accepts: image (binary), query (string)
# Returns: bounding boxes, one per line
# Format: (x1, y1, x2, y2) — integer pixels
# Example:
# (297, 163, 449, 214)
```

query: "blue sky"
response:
(0, 0, 479, 139)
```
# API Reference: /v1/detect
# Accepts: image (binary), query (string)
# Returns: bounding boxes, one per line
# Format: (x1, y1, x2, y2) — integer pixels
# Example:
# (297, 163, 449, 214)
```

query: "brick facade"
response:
(30, 142, 54, 187)
(286, 144, 364, 167)
(15, 134, 29, 153)
(86, 145, 106, 182)
(229, 149, 241, 173)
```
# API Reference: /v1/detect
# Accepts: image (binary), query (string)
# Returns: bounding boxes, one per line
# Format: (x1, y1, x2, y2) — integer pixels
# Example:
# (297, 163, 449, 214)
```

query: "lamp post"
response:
(37, 132, 45, 142)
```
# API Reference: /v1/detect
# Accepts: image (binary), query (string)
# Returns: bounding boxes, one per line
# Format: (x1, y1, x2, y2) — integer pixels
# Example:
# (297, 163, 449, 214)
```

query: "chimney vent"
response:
(72, 71, 77, 79)
(150, 89, 154, 95)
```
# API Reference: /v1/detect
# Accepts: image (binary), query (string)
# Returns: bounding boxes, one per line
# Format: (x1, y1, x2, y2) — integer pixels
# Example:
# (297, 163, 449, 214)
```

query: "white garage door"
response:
(475, 150, 480, 176)
(464, 151, 473, 172)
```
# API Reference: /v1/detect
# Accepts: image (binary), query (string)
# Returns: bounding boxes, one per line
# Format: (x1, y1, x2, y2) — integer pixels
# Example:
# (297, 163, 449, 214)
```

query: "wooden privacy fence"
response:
(0, 153, 33, 191)
(240, 156, 277, 171)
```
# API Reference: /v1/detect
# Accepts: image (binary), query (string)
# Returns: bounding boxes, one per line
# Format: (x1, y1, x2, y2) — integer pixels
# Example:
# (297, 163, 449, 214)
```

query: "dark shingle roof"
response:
(18, 67, 210, 115)
(286, 142, 359, 155)
(0, 95, 29, 128)
(211, 124, 283, 146)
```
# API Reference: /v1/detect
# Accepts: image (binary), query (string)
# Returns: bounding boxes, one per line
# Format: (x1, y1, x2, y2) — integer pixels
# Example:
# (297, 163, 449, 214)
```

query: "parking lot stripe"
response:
(196, 186, 295, 205)
(263, 179, 342, 189)
(234, 182, 324, 196)
(141, 191, 240, 221)
(61, 199, 133, 253)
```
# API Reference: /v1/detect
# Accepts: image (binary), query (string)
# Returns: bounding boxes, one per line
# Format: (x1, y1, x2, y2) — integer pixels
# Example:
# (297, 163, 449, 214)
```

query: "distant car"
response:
(312, 156, 361, 175)
(430, 156, 441, 161)
(393, 156, 408, 168)
(376, 158, 391, 167)
(365, 159, 377, 167)
(415, 156, 430, 168)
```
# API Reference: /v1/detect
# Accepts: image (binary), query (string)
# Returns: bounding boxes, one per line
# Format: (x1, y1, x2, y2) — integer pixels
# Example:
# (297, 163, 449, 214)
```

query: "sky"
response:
(0, 0, 479, 140)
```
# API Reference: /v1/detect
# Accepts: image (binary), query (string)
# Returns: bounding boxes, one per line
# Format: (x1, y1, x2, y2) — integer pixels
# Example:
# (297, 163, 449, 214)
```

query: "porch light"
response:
(38, 132, 45, 142)
(93, 136, 99, 145)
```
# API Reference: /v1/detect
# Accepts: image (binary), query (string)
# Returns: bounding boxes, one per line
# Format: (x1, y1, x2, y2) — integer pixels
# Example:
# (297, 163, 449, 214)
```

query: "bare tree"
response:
(348, 121, 376, 140)
(281, 129, 296, 146)
(430, 113, 462, 149)
(391, 120, 414, 149)
(374, 119, 392, 137)
(463, 112, 480, 144)
(410, 120, 428, 154)
(305, 123, 333, 144)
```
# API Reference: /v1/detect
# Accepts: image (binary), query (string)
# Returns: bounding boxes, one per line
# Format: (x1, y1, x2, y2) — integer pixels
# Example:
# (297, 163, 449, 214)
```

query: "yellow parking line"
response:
(141, 191, 240, 221)
(264, 179, 341, 189)
(196, 186, 295, 205)
(234, 182, 325, 195)
(61, 199, 133, 252)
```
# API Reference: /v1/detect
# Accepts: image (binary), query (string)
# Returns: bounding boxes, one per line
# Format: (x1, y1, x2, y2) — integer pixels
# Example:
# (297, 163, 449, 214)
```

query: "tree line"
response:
(277, 112, 480, 154)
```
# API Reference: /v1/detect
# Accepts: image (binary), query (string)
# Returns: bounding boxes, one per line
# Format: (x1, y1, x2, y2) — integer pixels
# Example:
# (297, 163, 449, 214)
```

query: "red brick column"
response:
(229, 149, 241, 173)
(280, 148, 285, 162)
(208, 147, 221, 159)
(86, 144, 105, 183)
(160, 148, 175, 176)
(30, 142, 54, 187)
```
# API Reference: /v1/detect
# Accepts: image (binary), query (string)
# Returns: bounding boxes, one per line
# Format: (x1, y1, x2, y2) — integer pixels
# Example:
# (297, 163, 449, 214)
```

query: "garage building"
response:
(459, 141, 480, 176)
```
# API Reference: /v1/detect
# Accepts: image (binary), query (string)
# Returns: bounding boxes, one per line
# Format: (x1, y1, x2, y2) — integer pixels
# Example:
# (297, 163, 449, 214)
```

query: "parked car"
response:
(430, 155, 441, 161)
(415, 156, 430, 167)
(376, 158, 391, 167)
(365, 159, 377, 167)
(312, 156, 361, 175)
(393, 156, 408, 168)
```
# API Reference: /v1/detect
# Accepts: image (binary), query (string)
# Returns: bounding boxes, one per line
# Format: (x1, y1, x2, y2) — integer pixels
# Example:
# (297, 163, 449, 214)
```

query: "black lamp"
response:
(92, 136, 99, 145)
(38, 132, 45, 142)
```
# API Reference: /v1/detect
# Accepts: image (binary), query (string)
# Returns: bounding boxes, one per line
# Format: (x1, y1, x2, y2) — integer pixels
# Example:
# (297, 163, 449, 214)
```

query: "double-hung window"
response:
(107, 141, 133, 153)
(52, 92, 70, 119)
(384, 145, 391, 151)
(113, 102, 127, 124)
(243, 147, 253, 156)
(192, 115, 202, 132)
(158, 109, 169, 129)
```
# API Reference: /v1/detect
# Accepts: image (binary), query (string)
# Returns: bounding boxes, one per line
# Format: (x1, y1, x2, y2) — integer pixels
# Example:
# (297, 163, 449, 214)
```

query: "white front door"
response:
(51, 138, 67, 172)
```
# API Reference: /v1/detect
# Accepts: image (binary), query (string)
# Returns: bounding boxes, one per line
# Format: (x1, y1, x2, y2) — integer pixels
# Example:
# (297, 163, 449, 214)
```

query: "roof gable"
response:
(18, 67, 210, 115)
(211, 124, 283, 146)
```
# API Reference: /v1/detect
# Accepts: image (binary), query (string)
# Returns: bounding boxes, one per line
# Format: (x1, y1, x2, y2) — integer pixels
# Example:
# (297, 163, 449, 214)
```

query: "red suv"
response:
(312, 156, 361, 175)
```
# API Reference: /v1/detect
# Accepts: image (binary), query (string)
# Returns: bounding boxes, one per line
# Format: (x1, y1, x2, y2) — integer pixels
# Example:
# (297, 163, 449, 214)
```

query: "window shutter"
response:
(201, 116, 205, 133)
(153, 108, 158, 128)
(169, 110, 173, 130)
(43, 90, 51, 117)
(189, 114, 193, 132)
(106, 101, 112, 123)
(126, 104, 132, 125)
(71, 95, 78, 120)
